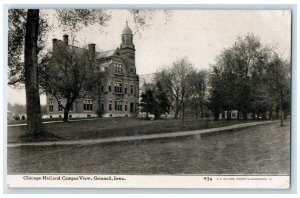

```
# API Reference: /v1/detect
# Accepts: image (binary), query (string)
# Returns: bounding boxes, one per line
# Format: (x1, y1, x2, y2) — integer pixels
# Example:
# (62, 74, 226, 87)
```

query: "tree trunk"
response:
(63, 100, 72, 122)
(200, 104, 204, 119)
(24, 9, 45, 136)
(174, 98, 179, 119)
(276, 106, 279, 119)
(214, 114, 219, 121)
(195, 103, 198, 119)
(181, 102, 185, 125)
(227, 110, 231, 120)
(243, 110, 248, 120)
(63, 107, 70, 122)
(269, 108, 273, 120)
(262, 111, 267, 120)
(280, 105, 284, 126)
(252, 111, 256, 120)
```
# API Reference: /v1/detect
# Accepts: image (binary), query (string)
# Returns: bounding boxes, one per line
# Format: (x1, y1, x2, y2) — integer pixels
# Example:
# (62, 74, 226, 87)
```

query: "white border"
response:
(1, 0, 298, 197)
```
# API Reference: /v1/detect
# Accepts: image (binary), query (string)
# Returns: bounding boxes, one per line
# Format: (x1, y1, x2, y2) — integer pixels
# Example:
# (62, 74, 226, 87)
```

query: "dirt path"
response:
(7, 120, 276, 148)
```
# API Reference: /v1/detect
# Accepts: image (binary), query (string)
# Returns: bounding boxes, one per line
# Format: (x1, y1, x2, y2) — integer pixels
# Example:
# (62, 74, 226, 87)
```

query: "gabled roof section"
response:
(95, 48, 123, 59)
(99, 60, 113, 72)
(96, 49, 116, 59)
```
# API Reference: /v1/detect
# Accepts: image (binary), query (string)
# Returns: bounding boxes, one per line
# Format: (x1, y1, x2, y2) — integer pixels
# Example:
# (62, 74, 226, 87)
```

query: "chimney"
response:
(88, 43, 96, 61)
(52, 38, 58, 51)
(63, 34, 69, 45)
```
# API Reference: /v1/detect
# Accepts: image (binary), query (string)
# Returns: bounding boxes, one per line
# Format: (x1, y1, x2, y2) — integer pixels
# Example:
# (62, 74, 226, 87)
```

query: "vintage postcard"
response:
(7, 8, 291, 189)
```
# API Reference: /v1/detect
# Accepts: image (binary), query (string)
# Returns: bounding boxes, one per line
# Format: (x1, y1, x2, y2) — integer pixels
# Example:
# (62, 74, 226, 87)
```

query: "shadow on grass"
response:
(19, 132, 65, 143)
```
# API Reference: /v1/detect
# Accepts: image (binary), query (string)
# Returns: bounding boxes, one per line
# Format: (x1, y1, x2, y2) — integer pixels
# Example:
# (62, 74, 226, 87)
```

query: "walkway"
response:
(7, 120, 276, 148)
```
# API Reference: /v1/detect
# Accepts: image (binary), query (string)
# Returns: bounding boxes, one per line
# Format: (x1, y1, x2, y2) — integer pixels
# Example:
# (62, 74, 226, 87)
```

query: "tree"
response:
(208, 34, 267, 120)
(140, 84, 156, 120)
(156, 58, 195, 123)
(8, 9, 26, 86)
(140, 81, 170, 120)
(188, 70, 208, 119)
(40, 41, 96, 122)
(208, 64, 224, 120)
(155, 81, 171, 117)
(24, 9, 46, 136)
(9, 9, 111, 137)
(265, 54, 290, 126)
(208, 34, 290, 123)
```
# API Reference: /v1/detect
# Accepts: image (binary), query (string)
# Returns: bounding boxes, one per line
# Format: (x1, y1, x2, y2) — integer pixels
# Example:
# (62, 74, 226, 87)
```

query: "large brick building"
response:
(45, 22, 139, 118)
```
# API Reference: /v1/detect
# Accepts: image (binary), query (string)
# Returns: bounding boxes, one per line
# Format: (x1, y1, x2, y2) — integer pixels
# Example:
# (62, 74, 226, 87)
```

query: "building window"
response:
(125, 101, 128, 111)
(115, 100, 123, 111)
(101, 99, 104, 111)
(58, 100, 63, 112)
(114, 82, 122, 93)
(130, 84, 134, 94)
(49, 99, 53, 112)
(101, 85, 104, 92)
(124, 84, 127, 94)
(83, 99, 93, 111)
(109, 100, 112, 111)
(130, 103, 134, 113)
(109, 82, 111, 92)
(130, 67, 134, 73)
(114, 64, 122, 74)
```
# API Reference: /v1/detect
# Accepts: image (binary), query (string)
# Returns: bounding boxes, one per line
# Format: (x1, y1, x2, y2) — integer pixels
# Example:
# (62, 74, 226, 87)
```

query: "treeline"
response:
(8, 103, 47, 117)
(209, 34, 290, 126)
(140, 34, 290, 126)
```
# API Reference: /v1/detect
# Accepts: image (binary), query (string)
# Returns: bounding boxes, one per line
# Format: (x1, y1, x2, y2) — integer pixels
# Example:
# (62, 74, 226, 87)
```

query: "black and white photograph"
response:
(6, 8, 291, 189)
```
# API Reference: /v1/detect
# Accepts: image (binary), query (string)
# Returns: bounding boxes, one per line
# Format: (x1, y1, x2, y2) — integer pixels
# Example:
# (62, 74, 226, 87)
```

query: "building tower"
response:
(120, 21, 136, 74)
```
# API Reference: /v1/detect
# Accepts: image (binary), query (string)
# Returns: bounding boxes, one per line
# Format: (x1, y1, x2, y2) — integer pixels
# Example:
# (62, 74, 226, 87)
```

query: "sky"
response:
(8, 9, 291, 105)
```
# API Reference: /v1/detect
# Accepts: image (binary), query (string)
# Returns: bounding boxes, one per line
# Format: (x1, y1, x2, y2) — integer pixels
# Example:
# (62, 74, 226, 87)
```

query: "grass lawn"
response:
(8, 118, 256, 143)
(7, 121, 290, 174)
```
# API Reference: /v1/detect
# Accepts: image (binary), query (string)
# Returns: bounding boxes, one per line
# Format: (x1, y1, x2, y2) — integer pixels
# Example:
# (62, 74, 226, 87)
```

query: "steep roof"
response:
(55, 40, 120, 60)
(96, 49, 116, 59)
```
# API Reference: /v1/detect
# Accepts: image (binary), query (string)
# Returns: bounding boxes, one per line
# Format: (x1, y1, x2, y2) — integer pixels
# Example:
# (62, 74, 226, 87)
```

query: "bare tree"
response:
(156, 58, 195, 123)
(188, 70, 208, 119)
(40, 42, 96, 122)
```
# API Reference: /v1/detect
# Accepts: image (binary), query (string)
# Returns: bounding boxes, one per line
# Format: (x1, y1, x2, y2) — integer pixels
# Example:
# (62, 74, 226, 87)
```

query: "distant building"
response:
(139, 73, 156, 94)
(7, 111, 13, 121)
(45, 22, 139, 118)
